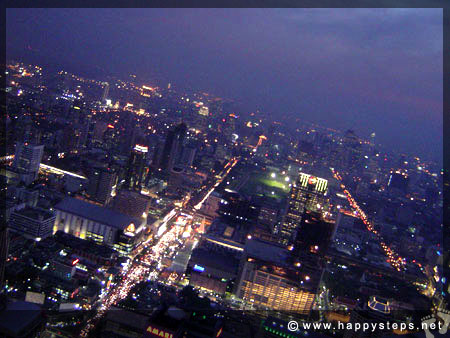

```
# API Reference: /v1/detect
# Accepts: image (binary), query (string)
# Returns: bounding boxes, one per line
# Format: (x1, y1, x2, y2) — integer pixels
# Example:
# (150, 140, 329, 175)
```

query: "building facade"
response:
(9, 206, 55, 240)
(54, 197, 144, 255)
(13, 143, 44, 185)
(235, 239, 320, 315)
(281, 173, 328, 244)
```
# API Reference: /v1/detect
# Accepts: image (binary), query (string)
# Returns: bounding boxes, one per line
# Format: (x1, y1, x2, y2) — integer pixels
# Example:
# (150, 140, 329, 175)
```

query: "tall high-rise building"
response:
(0, 171, 7, 290)
(158, 123, 187, 172)
(369, 132, 376, 146)
(296, 140, 315, 162)
(179, 146, 196, 169)
(294, 210, 336, 255)
(124, 144, 148, 192)
(101, 82, 110, 103)
(280, 173, 328, 244)
(342, 129, 362, 173)
(87, 166, 117, 205)
(13, 142, 44, 185)
(222, 114, 236, 140)
(0, 224, 8, 290)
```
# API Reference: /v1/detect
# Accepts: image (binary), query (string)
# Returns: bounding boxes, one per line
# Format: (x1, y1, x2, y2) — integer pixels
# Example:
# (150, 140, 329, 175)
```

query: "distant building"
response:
(202, 219, 246, 256)
(333, 211, 364, 256)
(13, 142, 44, 185)
(387, 171, 409, 194)
(9, 206, 55, 240)
(342, 129, 363, 173)
(13, 185, 40, 207)
(54, 197, 144, 255)
(144, 307, 185, 338)
(218, 190, 259, 223)
(101, 82, 109, 103)
(54, 231, 116, 266)
(199, 191, 221, 218)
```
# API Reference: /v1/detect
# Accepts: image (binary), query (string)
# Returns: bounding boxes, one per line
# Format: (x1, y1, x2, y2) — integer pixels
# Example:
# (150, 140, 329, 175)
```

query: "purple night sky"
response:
(6, 8, 443, 164)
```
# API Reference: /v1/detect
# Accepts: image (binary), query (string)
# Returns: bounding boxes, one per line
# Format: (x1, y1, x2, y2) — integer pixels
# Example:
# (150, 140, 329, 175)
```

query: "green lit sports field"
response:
(259, 178, 290, 191)
(239, 171, 290, 199)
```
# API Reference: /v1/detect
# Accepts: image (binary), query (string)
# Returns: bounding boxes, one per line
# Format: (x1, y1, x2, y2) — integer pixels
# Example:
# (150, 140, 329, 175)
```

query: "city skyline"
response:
(2, 7, 446, 337)
(6, 8, 443, 165)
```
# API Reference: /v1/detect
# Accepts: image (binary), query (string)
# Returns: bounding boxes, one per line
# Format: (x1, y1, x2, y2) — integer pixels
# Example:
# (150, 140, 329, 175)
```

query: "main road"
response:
(331, 168, 406, 272)
(80, 157, 239, 337)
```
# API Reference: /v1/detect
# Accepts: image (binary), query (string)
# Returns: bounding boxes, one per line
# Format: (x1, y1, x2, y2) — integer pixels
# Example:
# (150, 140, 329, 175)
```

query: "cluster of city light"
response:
(194, 157, 238, 210)
(331, 169, 406, 272)
(80, 221, 184, 337)
(81, 160, 236, 336)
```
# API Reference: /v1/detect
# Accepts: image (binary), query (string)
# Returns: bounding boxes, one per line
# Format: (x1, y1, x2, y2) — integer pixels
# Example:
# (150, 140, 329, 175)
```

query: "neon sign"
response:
(146, 326, 174, 338)
(193, 264, 205, 272)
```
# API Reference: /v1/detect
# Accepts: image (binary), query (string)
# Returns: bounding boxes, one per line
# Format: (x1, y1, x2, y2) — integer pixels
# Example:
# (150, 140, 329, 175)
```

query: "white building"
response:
(9, 206, 55, 240)
(54, 197, 145, 255)
(13, 143, 44, 184)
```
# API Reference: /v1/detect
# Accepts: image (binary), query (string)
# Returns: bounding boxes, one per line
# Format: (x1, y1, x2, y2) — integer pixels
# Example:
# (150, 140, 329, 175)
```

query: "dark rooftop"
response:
(190, 247, 239, 275)
(0, 300, 43, 336)
(54, 231, 116, 259)
(244, 238, 290, 265)
(54, 197, 140, 230)
(105, 307, 150, 330)
(12, 206, 55, 220)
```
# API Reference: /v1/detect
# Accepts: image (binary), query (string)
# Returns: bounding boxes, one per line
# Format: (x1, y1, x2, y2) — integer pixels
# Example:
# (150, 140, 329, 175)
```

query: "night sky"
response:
(6, 8, 443, 164)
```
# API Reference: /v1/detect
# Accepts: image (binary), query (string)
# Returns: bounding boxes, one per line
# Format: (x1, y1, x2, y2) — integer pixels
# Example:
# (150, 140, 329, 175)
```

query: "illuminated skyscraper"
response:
(124, 144, 148, 192)
(280, 173, 328, 244)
